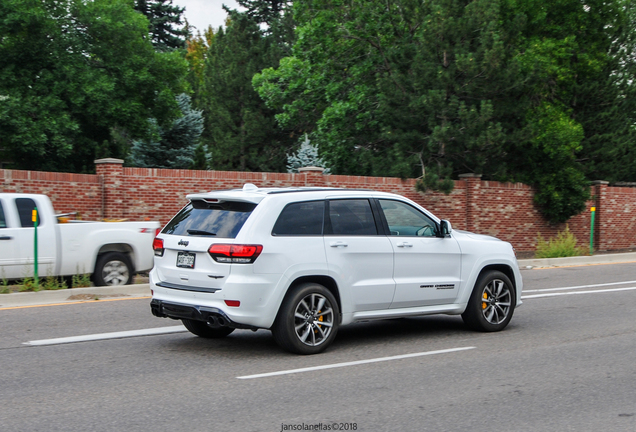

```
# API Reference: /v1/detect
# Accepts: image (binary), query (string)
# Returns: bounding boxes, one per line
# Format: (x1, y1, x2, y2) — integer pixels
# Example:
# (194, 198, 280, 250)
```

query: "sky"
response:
(173, 0, 241, 34)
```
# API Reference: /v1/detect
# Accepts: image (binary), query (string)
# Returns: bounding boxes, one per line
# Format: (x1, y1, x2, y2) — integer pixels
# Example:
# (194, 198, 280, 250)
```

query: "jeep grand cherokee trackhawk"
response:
(150, 184, 522, 354)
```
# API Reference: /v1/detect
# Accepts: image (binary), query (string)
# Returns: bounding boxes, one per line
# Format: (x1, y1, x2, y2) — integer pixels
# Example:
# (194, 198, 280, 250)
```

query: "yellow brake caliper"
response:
(482, 292, 488, 309)
(315, 312, 323, 333)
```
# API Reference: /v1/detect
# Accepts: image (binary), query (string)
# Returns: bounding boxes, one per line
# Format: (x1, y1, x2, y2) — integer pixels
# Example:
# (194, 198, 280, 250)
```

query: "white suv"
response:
(150, 184, 522, 354)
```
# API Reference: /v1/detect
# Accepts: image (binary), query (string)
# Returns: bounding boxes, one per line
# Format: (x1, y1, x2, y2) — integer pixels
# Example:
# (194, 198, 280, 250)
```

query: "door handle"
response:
(397, 242, 413, 248)
(329, 242, 348, 248)
(0, 236, 12, 240)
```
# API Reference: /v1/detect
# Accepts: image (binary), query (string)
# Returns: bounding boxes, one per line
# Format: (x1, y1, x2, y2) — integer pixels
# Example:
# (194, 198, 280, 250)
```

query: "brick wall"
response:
(2, 159, 635, 252)
(0, 168, 102, 220)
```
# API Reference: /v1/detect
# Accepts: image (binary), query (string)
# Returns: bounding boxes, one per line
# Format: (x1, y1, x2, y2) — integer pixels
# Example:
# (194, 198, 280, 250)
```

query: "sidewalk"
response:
(517, 252, 636, 269)
(0, 284, 151, 309)
(2, 252, 635, 308)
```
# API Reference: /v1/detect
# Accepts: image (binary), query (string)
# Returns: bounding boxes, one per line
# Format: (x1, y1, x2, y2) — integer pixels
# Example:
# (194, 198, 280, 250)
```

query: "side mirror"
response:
(439, 220, 452, 237)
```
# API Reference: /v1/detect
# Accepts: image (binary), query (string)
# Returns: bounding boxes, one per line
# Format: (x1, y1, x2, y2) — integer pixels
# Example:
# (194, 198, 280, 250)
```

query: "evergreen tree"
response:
(200, 11, 294, 172)
(255, 0, 636, 223)
(236, 0, 289, 26)
(287, 134, 330, 173)
(235, 1, 295, 54)
(130, 94, 204, 168)
(134, 0, 187, 50)
(185, 26, 215, 108)
(191, 142, 211, 170)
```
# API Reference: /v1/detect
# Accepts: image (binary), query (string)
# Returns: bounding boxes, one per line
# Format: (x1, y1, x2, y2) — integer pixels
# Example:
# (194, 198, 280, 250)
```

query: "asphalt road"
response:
(1, 263, 635, 432)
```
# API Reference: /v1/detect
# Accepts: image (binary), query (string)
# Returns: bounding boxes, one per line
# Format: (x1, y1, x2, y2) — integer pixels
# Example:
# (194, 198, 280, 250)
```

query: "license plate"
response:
(176, 252, 196, 269)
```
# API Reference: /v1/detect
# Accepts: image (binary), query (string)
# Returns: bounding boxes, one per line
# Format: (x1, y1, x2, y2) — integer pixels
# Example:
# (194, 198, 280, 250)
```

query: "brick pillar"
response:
(459, 173, 482, 233)
(95, 158, 124, 220)
(592, 180, 609, 251)
(299, 166, 326, 187)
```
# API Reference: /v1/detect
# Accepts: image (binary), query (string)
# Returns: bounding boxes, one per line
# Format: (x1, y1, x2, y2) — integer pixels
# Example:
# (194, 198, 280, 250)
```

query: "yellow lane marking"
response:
(0, 296, 151, 311)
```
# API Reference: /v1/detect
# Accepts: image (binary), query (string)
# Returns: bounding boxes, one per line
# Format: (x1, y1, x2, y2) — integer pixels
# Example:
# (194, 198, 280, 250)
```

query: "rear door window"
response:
(162, 200, 256, 239)
(0, 201, 6, 228)
(15, 198, 42, 227)
(272, 201, 324, 236)
(327, 199, 378, 236)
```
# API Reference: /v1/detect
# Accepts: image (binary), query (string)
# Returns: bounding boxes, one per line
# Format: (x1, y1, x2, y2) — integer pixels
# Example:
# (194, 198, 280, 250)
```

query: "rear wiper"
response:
(187, 229, 216, 236)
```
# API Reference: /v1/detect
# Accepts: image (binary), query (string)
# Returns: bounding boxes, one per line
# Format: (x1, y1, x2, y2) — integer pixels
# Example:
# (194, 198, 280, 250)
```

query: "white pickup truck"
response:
(0, 193, 159, 285)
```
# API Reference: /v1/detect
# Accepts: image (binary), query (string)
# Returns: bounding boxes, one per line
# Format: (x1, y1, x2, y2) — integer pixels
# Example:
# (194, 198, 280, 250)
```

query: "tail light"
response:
(208, 244, 263, 264)
(153, 237, 164, 257)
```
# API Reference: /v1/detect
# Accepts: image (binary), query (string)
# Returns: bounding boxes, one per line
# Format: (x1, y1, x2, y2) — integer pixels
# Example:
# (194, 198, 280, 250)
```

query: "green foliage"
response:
(200, 11, 295, 172)
(43, 276, 68, 291)
(134, 0, 187, 51)
(236, 1, 295, 52)
(1, 273, 8, 294)
(415, 170, 455, 195)
(72, 273, 92, 288)
(287, 134, 331, 173)
(535, 225, 587, 258)
(191, 143, 211, 170)
(255, 0, 521, 179)
(519, 103, 590, 223)
(19, 277, 41, 292)
(517, 0, 636, 184)
(0, 0, 188, 172)
(186, 26, 215, 107)
(129, 94, 204, 168)
(254, 0, 636, 223)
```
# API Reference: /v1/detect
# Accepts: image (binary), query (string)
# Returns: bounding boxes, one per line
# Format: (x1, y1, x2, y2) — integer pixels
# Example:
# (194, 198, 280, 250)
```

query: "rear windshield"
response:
(162, 200, 256, 239)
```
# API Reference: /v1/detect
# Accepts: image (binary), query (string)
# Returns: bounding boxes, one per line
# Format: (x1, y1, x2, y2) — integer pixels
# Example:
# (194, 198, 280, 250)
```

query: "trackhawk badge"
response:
(178, 239, 189, 247)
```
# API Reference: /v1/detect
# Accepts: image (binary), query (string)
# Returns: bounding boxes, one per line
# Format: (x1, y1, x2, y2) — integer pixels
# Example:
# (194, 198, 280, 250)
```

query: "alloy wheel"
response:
(294, 293, 335, 346)
(481, 279, 512, 324)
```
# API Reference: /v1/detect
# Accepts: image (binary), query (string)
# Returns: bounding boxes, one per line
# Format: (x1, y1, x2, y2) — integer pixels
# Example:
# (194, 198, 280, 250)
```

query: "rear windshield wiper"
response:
(187, 229, 216, 236)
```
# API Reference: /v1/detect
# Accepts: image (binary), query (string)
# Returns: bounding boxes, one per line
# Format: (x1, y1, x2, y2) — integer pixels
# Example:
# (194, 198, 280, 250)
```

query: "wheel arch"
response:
(286, 275, 341, 313)
(477, 264, 517, 292)
(94, 243, 136, 273)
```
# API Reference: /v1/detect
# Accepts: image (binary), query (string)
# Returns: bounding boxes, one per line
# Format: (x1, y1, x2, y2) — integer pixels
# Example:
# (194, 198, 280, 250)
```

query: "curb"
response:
(518, 252, 636, 269)
(0, 284, 151, 308)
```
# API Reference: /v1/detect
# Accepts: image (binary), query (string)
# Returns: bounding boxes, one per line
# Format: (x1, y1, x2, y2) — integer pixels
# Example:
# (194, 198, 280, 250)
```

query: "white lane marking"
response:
(523, 280, 636, 293)
(236, 346, 476, 380)
(522, 286, 636, 299)
(23, 325, 187, 346)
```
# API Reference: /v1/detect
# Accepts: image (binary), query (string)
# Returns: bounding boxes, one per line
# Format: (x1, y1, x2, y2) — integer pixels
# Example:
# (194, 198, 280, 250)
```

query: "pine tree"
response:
(130, 94, 204, 168)
(186, 26, 215, 108)
(200, 12, 294, 172)
(134, 0, 187, 51)
(287, 134, 330, 173)
(236, 0, 289, 26)
(255, 0, 636, 223)
(234, 1, 295, 55)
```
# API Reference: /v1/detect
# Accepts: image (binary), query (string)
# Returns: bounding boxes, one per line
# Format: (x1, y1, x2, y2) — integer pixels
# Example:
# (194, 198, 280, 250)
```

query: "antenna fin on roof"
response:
(243, 183, 258, 192)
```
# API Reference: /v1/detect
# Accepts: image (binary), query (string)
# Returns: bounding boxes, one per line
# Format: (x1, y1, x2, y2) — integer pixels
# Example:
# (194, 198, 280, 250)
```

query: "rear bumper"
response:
(150, 299, 259, 330)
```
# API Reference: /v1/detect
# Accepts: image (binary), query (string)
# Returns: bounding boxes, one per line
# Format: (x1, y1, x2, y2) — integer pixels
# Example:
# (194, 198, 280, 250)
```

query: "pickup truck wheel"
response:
(272, 283, 340, 355)
(462, 270, 515, 332)
(182, 319, 234, 338)
(94, 252, 132, 286)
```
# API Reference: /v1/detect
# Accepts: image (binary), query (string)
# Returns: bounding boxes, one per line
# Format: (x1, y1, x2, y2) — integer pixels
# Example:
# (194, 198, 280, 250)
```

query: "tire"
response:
(93, 252, 132, 286)
(272, 283, 340, 355)
(182, 319, 235, 338)
(462, 270, 516, 332)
